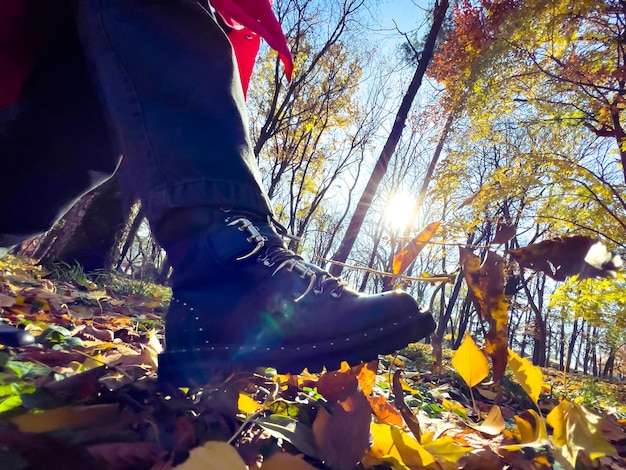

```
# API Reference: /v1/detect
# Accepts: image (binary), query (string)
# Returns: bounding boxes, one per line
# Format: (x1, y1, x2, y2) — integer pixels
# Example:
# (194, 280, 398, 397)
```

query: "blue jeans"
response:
(0, 0, 273, 246)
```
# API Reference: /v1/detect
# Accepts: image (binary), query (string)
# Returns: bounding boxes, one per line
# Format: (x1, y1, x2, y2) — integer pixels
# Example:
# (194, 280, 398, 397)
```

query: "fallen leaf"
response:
(364, 422, 437, 469)
(508, 349, 543, 404)
(421, 432, 472, 463)
(451, 333, 489, 388)
(12, 404, 120, 433)
(259, 451, 319, 470)
(472, 405, 505, 436)
(239, 393, 263, 415)
(547, 400, 617, 466)
(367, 395, 404, 428)
(392, 369, 422, 441)
(501, 409, 548, 451)
(312, 391, 372, 470)
(87, 442, 164, 469)
(174, 441, 247, 470)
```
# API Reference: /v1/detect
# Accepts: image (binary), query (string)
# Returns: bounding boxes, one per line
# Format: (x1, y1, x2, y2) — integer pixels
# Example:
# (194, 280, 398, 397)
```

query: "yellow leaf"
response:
(421, 433, 472, 463)
(174, 441, 247, 470)
(508, 349, 543, 404)
(238, 393, 263, 415)
(365, 422, 437, 469)
(260, 451, 319, 470)
(546, 400, 616, 466)
(473, 405, 505, 435)
(501, 409, 550, 452)
(12, 404, 120, 433)
(392, 222, 441, 278)
(441, 398, 469, 415)
(451, 334, 489, 387)
(459, 249, 509, 381)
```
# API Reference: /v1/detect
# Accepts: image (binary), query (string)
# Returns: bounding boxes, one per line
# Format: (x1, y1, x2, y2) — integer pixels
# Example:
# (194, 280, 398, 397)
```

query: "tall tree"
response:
(329, 0, 450, 277)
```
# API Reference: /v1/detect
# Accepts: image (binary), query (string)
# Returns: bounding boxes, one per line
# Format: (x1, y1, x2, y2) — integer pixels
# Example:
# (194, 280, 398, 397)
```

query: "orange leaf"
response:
(392, 222, 441, 279)
(367, 395, 404, 428)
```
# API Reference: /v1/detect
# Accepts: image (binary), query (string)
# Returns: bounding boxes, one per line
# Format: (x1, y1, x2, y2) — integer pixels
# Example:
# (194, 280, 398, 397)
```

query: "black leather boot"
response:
(157, 210, 436, 385)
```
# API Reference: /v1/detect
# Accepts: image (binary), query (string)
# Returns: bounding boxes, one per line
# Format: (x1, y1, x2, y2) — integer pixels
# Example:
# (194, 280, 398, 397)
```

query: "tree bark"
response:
(38, 176, 128, 272)
(329, 0, 449, 276)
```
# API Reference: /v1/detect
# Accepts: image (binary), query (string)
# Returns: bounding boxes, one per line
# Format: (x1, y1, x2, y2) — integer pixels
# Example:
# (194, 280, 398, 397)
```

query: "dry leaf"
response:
(174, 441, 247, 470)
(367, 395, 404, 428)
(507, 236, 622, 281)
(364, 422, 437, 468)
(507, 349, 543, 404)
(459, 248, 509, 381)
(492, 220, 516, 245)
(12, 404, 120, 433)
(472, 405, 505, 436)
(392, 222, 441, 281)
(260, 451, 319, 470)
(451, 333, 489, 388)
(547, 400, 617, 467)
(312, 391, 372, 470)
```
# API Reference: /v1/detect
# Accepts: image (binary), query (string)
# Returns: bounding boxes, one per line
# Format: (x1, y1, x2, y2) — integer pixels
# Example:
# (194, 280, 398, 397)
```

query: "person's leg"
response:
(74, 0, 435, 384)
(0, 1, 119, 250)
(75, 0, 272, 229)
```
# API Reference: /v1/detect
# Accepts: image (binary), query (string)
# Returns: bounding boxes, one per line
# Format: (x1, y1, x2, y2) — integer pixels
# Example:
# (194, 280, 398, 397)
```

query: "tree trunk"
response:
(565, 317, 579, 372)
(329, 0, 449, 277)
(39, 177, 128, 272)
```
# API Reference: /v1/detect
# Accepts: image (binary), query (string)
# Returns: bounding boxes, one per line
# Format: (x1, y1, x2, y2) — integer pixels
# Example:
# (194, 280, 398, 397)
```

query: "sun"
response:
(383, 191, 417, 232)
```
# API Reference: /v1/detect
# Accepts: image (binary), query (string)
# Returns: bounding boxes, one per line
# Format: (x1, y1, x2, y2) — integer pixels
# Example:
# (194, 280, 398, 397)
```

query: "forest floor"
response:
(0, 255, 625, 470)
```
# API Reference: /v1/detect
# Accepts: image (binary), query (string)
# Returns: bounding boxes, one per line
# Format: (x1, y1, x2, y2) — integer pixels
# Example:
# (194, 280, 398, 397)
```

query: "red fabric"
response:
(0, 0, 37, 109)
(228, 27, 261, 97)
(0, 0, 292, 109)
(212, 0, 293, 82)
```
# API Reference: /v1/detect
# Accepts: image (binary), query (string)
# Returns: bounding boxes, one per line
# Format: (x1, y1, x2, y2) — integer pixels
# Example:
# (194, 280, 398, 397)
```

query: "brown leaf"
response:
(0, 430, 105, 469)
(492, 220, 516, 245)
(316, 361, 377, 403)
(507, 236, 622, 281)
(392, 222, 440, 280)
(87, 443, 164, 470)
(459, 249, 508, 381)
(312, 391, 372, 470)
(392, 369, 421, 441)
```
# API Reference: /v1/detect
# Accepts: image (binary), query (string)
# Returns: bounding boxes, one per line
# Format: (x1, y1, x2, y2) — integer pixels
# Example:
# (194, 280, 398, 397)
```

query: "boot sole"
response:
(158, 309, 436, 386)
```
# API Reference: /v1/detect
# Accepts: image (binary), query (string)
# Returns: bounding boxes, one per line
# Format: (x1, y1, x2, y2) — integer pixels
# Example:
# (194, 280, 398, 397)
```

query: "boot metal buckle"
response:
(228, 217, 268, 260)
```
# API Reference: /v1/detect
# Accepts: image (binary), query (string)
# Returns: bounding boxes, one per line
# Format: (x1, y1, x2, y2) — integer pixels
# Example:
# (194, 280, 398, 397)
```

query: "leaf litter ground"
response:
(0, 256, 625, 470)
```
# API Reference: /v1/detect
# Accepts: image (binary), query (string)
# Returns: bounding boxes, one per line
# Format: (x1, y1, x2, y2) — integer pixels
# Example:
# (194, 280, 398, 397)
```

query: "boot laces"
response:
(228, 216, 345, 302)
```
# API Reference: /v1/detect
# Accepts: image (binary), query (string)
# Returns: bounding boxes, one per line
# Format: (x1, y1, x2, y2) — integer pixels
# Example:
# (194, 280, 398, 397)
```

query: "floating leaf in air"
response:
(507, 349, 543, 405)
(492, 219, 516, 245)
(392, 222, 441, 282)
(546, 400, 616, 467)
(507, 236, 622, 281)
(451, 333, 489, 388)
(459, 248, 509, 381)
